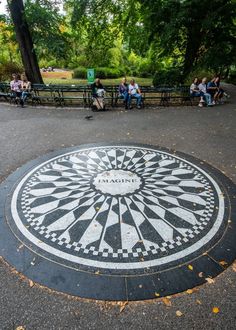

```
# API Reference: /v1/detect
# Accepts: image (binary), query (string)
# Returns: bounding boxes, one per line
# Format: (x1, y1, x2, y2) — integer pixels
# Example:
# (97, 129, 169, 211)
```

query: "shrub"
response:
(0, 62, 24, 81)
(72, 67, 87, 79)
(153, 68, 183, 86)
(73, 67, 125, 80)
(95, 67, 123, 79)
(185, 68, 215, 85)
(226, 67, 236, 85)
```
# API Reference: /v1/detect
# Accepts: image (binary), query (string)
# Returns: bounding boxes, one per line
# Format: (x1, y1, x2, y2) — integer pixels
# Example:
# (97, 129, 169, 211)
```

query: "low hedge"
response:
(73, 67, 125, 79)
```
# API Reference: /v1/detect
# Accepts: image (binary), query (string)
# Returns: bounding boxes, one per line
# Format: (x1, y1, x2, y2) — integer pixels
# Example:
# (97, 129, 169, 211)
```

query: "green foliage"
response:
(226, 67, 236, 85)
(24, 0, 71, 63)
(185, 68, 215, 85)
(153, 68, 183, 87)
(1, 0, 236, 83)
(73, 67, 125, 79)
(72, 67, 87, 79)
(0, 61, 24, 81)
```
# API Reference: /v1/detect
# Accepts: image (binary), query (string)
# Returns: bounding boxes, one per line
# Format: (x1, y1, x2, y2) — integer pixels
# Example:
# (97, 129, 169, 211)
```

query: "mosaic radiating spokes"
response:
(21, 147, 215, 260)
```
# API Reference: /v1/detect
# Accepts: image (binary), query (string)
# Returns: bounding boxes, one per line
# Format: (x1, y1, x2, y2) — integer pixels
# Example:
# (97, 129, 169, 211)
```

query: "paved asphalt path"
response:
(0, 84, 235, 329)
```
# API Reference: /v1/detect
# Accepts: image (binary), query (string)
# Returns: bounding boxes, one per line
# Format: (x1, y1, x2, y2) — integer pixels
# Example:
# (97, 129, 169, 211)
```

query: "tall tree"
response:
(138, 0, 236, 78)
(7, 0, 43, 83)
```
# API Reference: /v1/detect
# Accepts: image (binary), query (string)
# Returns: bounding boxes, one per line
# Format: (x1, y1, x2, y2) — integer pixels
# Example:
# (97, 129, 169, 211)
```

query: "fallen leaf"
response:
(198, 272, 203, 278)
(196, 299, 202, 305)
(162, 297, 172, 307)
(188, 265, 193, 271)
(29, 280, 34, 287)
(232, 261, 236, 272)
(186, 289, 193, 294)
(119, 301, 128, 313)
(219, 260, 228, 266)
(205, 277, 215, 284)
(155, 292, 160, 297)
(212, 307, 220, 314)
(15, 327, 25, 330)
(176, 310, 183, 317)
(95, 270, 100, 275)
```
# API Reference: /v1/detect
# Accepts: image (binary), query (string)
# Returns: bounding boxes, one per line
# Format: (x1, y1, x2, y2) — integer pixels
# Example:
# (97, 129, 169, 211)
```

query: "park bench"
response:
(0, 83, 11, 101)
(54, 85, 87, 107)
(0, 82, 209, 108)
(31, 84, 61, 106)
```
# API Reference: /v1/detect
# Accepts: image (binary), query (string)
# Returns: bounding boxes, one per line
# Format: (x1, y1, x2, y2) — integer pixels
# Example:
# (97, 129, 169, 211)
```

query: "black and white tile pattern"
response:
(10, 145, 225, 272)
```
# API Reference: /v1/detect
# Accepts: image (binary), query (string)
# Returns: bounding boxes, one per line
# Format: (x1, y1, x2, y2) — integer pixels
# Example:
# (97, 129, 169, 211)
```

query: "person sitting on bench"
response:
(128, 79, 142, 109)
(118, 77, 129, 109)
(21, 73, 31, 107)
(91, 78, 106, 110)
(190, 77, 204, 107)
(10, 73, 23, 106)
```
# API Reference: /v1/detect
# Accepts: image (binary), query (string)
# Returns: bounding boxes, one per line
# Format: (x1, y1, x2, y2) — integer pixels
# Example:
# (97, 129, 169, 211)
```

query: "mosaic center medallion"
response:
(93, 169, 142, 195)
(7, 145, 228, 274)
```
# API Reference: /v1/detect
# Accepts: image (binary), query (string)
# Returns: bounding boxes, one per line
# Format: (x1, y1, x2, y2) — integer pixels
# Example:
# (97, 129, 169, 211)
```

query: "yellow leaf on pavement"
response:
(232, 261, 236, 272)
(155, 292, 160, 297)
(188, 265, 193, 271)
(219, 260, 228, 266)
(119, 301, 128, 313)
(176, 310, 183, 317)
(186, 289, 193, 294)
(205, 277, 215, 284)
(212, 307, 220, 314)
(162, 297, 172, 307)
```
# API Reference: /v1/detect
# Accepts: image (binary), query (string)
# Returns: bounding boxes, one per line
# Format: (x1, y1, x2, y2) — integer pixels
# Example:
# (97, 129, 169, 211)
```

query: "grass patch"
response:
(43, 74, 153, 86)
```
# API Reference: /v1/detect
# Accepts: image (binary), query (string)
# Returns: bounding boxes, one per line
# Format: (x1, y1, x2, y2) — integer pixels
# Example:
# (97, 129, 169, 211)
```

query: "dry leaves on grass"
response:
(176, 310, 183, 317)
(15, 327, 25, 330)
(162, 297, 172, 307)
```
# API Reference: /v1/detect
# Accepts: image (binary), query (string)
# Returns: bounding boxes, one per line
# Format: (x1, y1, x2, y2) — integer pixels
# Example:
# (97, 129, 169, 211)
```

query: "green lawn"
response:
(43, 77, 153, 86)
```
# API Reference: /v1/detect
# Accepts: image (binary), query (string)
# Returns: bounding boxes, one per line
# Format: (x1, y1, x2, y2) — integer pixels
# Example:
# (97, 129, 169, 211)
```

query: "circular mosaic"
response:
(1, 143, 235, 300)
(8, 145, 226, 272)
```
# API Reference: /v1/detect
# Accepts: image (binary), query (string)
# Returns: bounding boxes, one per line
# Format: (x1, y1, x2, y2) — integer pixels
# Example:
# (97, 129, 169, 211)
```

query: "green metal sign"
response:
(87, 68, 95, 84)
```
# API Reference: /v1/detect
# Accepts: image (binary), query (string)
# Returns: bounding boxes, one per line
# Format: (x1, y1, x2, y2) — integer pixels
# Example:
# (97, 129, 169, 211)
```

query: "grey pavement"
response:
(0, 84, 236, 329)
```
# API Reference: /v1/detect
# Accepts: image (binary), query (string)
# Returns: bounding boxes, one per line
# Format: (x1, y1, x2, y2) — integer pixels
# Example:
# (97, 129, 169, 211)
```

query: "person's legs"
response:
(21, 91, 29, 107)
(127, 94, 132, 108)
(133, 93, 142, 107)
(123, 92, 129, 109)
(204, 93, 212, 106)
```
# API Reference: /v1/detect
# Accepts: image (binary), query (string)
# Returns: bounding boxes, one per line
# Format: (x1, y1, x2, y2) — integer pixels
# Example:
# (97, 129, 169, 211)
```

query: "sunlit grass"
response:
(42, 72, 153, 86)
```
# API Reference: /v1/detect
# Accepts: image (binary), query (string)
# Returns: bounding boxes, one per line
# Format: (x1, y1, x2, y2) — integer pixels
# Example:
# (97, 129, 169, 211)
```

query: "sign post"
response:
(87, 68, 95, 84)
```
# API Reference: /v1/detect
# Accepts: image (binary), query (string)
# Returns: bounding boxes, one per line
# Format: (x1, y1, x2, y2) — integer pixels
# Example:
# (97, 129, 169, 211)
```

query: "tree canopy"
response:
(0, 0, 235, 83)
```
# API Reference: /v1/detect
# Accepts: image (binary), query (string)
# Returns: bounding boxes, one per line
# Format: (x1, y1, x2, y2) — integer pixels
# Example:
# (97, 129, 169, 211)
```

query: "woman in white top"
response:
(128, 79, 142, 109)
(190, 77, 204, 107)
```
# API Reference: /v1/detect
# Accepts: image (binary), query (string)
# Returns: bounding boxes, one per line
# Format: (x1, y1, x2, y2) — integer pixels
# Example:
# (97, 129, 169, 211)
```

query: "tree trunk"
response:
(8, 0, 43, 84)
(183, 27, 202, 78)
